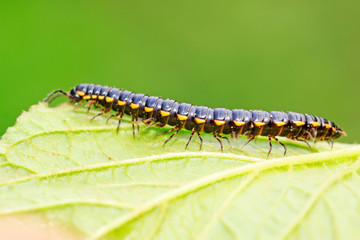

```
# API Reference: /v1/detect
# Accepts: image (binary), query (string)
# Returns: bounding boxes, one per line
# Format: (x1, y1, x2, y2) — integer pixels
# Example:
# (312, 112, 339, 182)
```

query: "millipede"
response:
(44, 83, 346, 157)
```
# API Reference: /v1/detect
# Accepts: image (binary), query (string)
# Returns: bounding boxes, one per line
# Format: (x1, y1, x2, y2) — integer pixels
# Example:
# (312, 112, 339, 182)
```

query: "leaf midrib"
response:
(0, 152, 262, 187)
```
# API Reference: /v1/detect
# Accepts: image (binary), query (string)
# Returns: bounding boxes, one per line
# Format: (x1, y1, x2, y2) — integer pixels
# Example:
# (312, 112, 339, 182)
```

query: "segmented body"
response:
(44, 83, 345, 157)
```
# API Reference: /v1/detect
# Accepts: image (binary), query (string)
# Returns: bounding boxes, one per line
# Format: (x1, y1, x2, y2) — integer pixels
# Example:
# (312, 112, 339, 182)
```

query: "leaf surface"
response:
(0, 103, 359, 239)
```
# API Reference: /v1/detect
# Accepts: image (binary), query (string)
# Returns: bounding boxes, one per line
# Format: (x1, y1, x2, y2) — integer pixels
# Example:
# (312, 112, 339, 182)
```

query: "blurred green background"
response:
(0, 1, 359, 143)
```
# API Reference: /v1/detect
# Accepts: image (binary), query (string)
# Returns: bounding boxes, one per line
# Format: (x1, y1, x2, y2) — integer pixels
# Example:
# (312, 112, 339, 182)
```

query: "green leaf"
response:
(0, 103, 359, 239)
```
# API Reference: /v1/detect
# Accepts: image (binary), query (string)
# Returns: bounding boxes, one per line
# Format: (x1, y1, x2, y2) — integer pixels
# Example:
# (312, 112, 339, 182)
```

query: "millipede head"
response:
(331, 126, 346, 139)
(69, 87, 83, 104)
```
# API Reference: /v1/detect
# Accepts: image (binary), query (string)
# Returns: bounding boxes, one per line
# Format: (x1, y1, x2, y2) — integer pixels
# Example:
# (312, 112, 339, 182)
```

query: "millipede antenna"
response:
(43, 89, 69, 104)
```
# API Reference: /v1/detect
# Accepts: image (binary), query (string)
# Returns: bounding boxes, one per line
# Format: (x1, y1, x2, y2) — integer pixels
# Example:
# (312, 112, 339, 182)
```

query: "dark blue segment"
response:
(232, 109, 251, 123)
(126, 93, 135, 105)
(86, 84, 95, 95)
(112, 89, 124, 111)
(214, 108, 226, 121)
(205, 108, 214, 123)
(145, 96, 160, 108)
(224, 109, 233, 123)
(184, 106, 197, 130)
(76, 84, 89, 93)
(288, 112, 301, 122)
(232, 109, 244, 121)
(93, 85, 102, 96)
(319, 117, 325, 128)
(260, 111, 270, 124)
(244, 110, 252, 123)
(177, 103, 192, 116)
(154, 98, 164, 112)
(107, 88, 120, 98)
(195, 106, 209, 119)
(113, 89, 123, 102)
(270, 111, 289, 125)
(132, 94, 146, 105)
(305, 114, 316, 125)
(283, 112, 289, 124)
(119, 91, 132, 102)
(252, 110, 267, 122)
(270, 111, 283, 122)
(187, 106, 197, 121)
(223, 109, 233, 134)
(168, 102, 180, 126)
(299, 113, 306, 123)
(99, 86, 110, 97)
(204, 108, 214, 133)
(161, 99, 176, 112)
(139, 96, 149, 109)
(170, 102, 179, 115)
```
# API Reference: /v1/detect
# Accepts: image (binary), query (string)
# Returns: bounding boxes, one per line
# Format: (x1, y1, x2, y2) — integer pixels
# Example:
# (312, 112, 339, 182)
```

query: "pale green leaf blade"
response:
(0, 103, 359, 239)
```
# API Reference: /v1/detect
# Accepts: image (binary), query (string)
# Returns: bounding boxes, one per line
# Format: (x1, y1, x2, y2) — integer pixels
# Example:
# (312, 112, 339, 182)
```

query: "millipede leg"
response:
(163, 129, 180, 146)
(90, 111, 106, 121)
(145, 122, 157, 129)
(328, 138, 334, 150)
(73, 100, 85, 110)
(231, 131, 237, 139)
(213, 133, 223, 152)
(116, 112, 124, 134)
(274, 137, 287, 156)
(305, 130, 315, 140)
(218, 134, 232, 149)
(267, 137, 272, 159)
(85, 100, 97, 113)
(106, 114, 119, 124)
(296, 138, 312, 152)
(312, 128, 318, 141)
(197, 132, 203, 150)
(143, 119, 153, 125)
(135, 114, 140, 136)
(241, 136, 255, 149)
(185, 129, 196, 150)
(155, 127, 177, 138)
(131, 114, 136, 139)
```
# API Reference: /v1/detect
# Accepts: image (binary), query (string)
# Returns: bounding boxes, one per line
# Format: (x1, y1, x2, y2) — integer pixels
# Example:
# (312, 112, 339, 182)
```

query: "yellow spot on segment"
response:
(311, 122, 321, 127)
(177, 114, 188, 121)
(195, 118, 206, 124)
(144, 107, 153, 112)
(91, 95, 97, 99)
(293, 121, 305, 127)
(98, 96, 105, 100)
(83, 95, 91, 100)
(117, 100, 126, 106)
(77, 91, 85, 96)
(130, 103, 140, 109)
(106, 97, 114, 103)
(332, 127, 336, 131)
(160, 110, 170, 117)
(214, 120, 225, 126)
(325, 124, 331, 129)
(274, 121, 286, 127)
(254, 121, 265, 127)
(233, 121, 245, 127)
